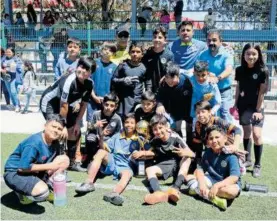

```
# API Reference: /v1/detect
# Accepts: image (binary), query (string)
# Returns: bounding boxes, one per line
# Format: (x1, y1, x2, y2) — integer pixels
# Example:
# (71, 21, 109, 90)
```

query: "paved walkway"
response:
(1, 104, 277, 145)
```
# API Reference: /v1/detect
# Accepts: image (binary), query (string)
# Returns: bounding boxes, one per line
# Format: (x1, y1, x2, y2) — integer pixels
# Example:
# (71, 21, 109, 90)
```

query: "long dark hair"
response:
(23, 61, 37, 80)
(241, 43, 266, 71)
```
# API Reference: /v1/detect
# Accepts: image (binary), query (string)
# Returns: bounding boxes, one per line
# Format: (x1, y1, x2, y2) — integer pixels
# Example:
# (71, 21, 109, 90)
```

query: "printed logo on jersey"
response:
(221, 160, 227, 168)
(240, 91, 245, 97)
(253, 73, 258, 80)
(183, 90, 189, 96)
(61, 92, 69, 100)
(110, 122, 116, 127)
(161, 58, 167, 64)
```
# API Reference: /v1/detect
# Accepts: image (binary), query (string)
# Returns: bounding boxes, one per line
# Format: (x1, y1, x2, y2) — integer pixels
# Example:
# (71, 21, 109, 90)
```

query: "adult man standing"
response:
(168, 21, 207, 77)
(203, 8, 216, 37)
(111, 27, 130, 65)
(199, 30, 234, 122)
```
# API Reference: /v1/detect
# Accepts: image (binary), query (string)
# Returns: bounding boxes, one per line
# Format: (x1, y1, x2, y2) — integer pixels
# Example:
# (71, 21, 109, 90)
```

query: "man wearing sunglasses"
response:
(111, 27, 131, 65)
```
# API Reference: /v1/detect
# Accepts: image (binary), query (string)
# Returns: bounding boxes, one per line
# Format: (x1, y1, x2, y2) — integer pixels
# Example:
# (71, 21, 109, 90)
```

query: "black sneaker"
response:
(103, 192, 124, 206)
(70, 162, 87, 172)
(252, 165, 261, 178)
(75, 182, 95, 194)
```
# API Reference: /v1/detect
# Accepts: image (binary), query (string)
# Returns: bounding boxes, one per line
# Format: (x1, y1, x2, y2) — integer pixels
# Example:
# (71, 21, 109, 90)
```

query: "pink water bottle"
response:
(53, 172, 67, 206)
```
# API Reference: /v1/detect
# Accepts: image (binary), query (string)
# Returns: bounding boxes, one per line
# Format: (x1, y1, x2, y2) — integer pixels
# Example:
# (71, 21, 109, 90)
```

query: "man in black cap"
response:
(111, 27, 130, 65)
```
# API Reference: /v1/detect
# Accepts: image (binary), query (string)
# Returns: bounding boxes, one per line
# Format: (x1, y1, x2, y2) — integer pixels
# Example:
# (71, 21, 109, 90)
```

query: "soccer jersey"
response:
(235, 66, 268, 111)
(150, 131, 187, 163)
(134, 105, 156, 123)
(142, 47, 174, 93)
(4, 132, 58, 172)
(110, 49, 130, 65)
(193, 116, 242, 145)
(111, 60, 146, 117)
(89, 110, 122, 141)
(168, 38, 207, 71)
(92, 59, 117, 97)
(199, 46, 234, 90)
(198, 148, 241, 183)
(54, 53, 79, 80)
(190, 76, 221, 118)
(156, 74, 192, 121)
(40, 73, 93, 113)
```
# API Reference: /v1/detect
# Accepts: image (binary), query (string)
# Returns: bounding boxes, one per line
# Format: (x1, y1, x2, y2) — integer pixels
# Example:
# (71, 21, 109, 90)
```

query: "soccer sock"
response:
(172, 175, 185, 190)
(149, 177, 161, 192)
(243, 138, 252, 162)
(67, 140, 77, 162)
(254, 144, 263, 166)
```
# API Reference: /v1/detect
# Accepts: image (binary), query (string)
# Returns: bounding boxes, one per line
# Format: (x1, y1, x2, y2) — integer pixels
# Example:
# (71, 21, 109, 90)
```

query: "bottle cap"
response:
(53, 173, 66, 182)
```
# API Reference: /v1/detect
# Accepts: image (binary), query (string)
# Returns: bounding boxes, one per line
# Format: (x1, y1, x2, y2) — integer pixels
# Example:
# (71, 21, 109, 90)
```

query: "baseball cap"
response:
(116, 26, 130, 38)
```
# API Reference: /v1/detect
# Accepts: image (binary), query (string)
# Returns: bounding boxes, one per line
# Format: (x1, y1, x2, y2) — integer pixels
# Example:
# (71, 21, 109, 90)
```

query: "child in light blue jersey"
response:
(54, 37, 81, 80)
(87, 42, 118, 121)
(190, 61, 221, 123)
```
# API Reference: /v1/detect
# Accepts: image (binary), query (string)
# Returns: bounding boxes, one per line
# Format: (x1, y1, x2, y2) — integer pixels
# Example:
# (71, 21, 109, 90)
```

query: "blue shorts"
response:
(100, 153, 133, 180)
(4, 171, 44, 195)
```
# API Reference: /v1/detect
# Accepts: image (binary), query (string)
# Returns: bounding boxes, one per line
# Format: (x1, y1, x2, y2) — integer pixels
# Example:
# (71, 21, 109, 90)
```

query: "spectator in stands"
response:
(116, 18, 131, 33)
(198, 30, 234, 123)
(173, 0, 183, 27)
(234, 44, 269, 178)
(168, 21, 207, 77)
(53, 12, 64, 34)
(159, 9, 170, 31)
(26, 3, 37, 36)
(137, 5, 153, 37)
(203, 8, 216, 38)
(2, 14, 15, 48)
(54, 37, 81, 80)
(14, 12, 26, 36)
(142, 26, 174, 93)
(110, 27, 130, 65)
(2, 47, 23, 112)
(38, 37, 48, 72)
(1, 47, 10, 107)
(43, 10, 55, 27)
(51, 28, 69, 74)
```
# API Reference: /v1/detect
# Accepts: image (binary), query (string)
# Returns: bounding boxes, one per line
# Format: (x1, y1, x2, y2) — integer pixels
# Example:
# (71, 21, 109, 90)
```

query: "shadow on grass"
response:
(1, 191, 45, 214)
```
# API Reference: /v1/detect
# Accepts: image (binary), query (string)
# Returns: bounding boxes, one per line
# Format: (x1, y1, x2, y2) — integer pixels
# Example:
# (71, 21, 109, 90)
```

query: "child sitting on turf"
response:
(187, 126, 241, 211)
(190, 61, 221, 123)
(133, 115, 195, 205)
(84, 93, 122, 166)
(75, 113, 148, 206)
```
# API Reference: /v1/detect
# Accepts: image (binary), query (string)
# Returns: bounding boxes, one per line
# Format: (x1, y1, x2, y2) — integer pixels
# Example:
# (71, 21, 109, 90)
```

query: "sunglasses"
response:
(118, 32, 129, 38)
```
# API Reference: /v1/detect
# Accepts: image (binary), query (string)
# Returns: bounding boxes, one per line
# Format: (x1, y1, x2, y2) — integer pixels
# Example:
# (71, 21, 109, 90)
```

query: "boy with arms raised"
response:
(132, 115, 195, 205)
(75, 113, 147, 206)
(187, 126, 242, 210)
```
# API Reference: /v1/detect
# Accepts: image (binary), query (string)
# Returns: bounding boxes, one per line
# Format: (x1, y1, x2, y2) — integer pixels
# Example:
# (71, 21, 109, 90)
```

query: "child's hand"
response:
(199, 183, 209, 198)
(102, 127, 111, 136)
(132, 151, 143, 159)
(94, 96, 103, 104)
(95, 119, 107, 128)
(208, 184, 219, 199)
(156, 105, 165, 115)
(252, 112, 263, 121)
(172, 145, 191, 157)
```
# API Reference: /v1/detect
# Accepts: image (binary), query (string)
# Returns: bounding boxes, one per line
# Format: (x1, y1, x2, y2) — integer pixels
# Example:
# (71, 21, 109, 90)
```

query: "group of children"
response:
(3, 23, 269, 211)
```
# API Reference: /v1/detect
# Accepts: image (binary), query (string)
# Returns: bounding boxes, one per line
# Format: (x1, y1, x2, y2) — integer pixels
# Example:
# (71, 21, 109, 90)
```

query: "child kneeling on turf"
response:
(75, 113, 147, 206)
(135, 115, 195, 205)
(187, 126, 241, 210)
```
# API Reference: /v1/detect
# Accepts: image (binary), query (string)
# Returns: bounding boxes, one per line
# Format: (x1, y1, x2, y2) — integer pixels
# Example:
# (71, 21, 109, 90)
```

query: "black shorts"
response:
(137, 16, 147, 24)
(155, 159, 179, 180)
(4, 171, 45, 195)
(239, 108, 264, 127)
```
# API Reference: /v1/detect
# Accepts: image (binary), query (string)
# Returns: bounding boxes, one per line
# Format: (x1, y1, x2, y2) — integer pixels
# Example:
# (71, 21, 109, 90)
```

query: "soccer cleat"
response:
(252, 165, 261, 178)
(75, 182, 95, 194)
(144, 191, 168, 205)
(211, 196, 227, 211)
(15, 192, 34, 205)
(70, 162, 87, 172)
(188, 188, 197, 196)
(103, 192, 124, 206)
(167, 187, 180, 203)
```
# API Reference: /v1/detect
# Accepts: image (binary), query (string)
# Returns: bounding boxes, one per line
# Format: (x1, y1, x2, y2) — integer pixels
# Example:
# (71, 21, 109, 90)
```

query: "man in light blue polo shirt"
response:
(168, 21, 207, 77)
(199, 30, 234, 122)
